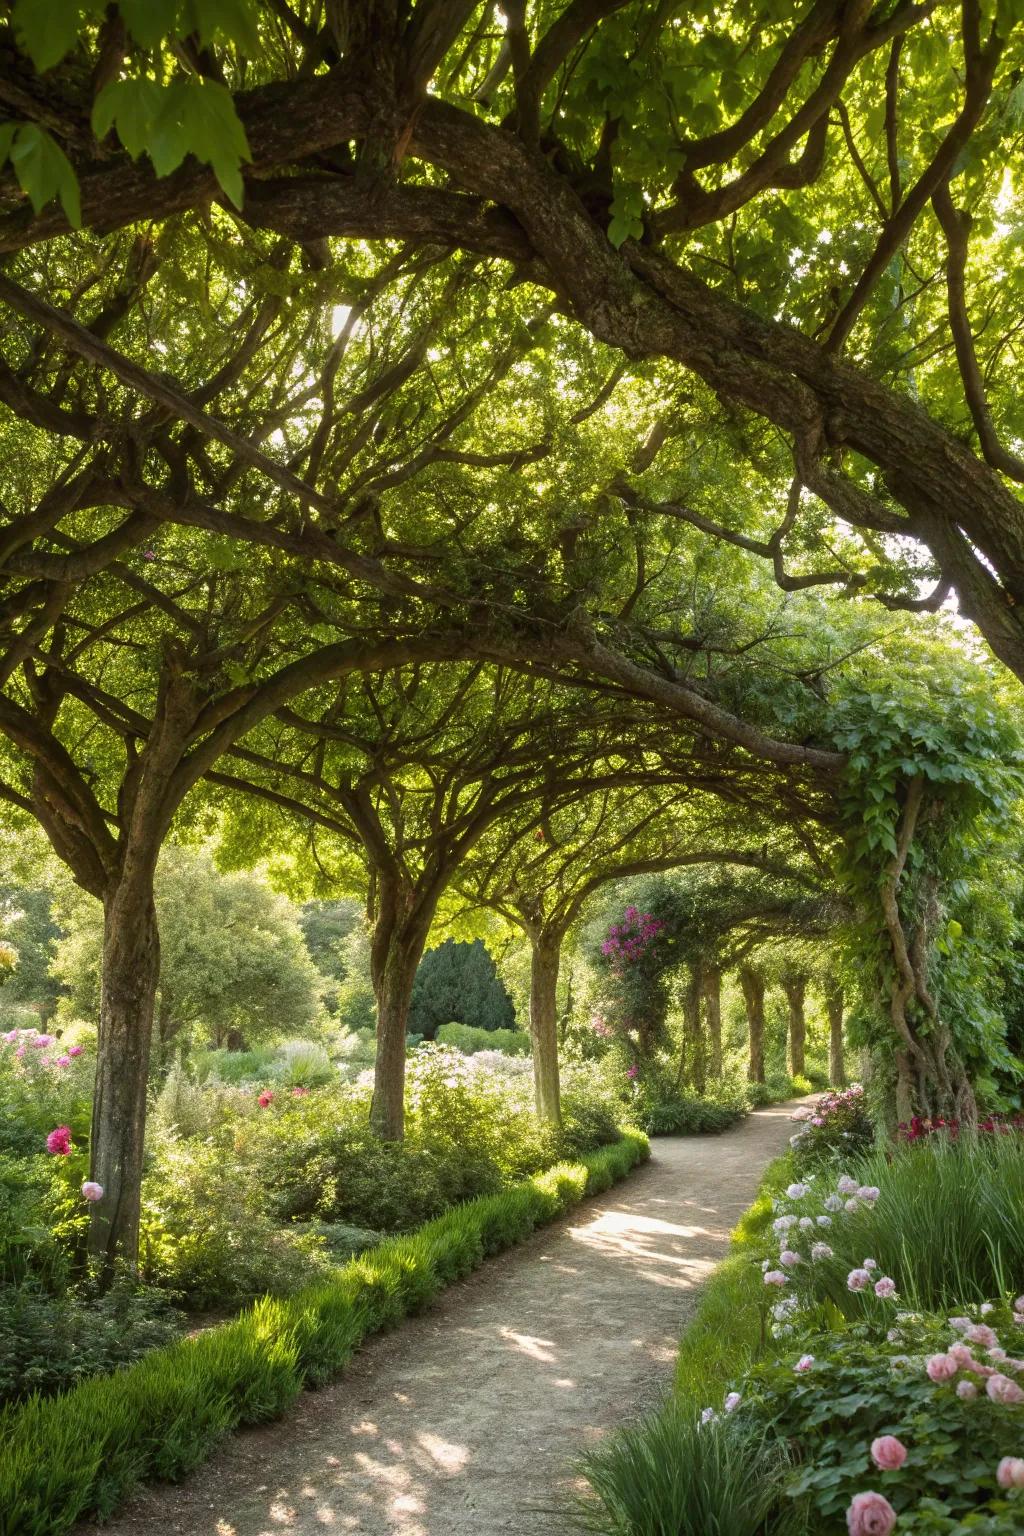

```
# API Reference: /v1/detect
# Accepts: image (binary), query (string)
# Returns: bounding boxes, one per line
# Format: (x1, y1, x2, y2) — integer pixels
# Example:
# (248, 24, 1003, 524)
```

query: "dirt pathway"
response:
(84, 1101, 800, 1536)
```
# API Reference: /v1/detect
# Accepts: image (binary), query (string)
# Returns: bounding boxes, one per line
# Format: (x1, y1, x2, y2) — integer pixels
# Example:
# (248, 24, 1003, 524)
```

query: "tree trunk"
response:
(88, 875, 160, 1270)
(740, 966, 765, 1084)
(528, 929, 562, 1123)
(678, 966, 704, 1094)
(826, 985, 845, 1087)
(702, 964, 723, 1079)
(368, 876, 433, 1140)
(783, 973, 807, 1078)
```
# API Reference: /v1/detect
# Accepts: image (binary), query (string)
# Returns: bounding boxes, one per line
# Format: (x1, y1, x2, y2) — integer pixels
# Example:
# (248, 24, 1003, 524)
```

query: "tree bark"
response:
(528, 928, 562, 1124)
(88, 874, 160, 1270)
(702, 964, 723, 1079)
(741, 966, 765, 1084)
(783, 972, 807, 1078)
(826, 984, 845, 1087)
(679, 966, 705, 1094)
(368, 875, 433, 1140)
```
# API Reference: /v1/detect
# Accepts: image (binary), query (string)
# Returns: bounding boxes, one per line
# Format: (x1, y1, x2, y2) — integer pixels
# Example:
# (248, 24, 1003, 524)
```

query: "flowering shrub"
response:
(899, 1111, 1024, 1142)
(741, 1315, 1024, 1531)
(0, 1027, 94, 1157)
(600, 905, 665, 968)
(789, 1084, 874, 1172)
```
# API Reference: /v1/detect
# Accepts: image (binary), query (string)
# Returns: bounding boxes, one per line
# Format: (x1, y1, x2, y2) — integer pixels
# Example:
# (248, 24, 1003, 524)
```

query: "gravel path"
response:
(82, 1101, 800, 1536)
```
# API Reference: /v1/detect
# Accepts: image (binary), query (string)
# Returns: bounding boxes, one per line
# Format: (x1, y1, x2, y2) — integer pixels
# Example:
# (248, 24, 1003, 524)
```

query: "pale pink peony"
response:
(965, 1323, 999, 1349)
(949, 1316, 972, 1332)
(857, 1186, 881, 1203)
(812, 1243, 834, 1261)
(795, 1354, 815, 1372)
(786, 1182, 809, 1199)
(957, 1380, 978, 1400)
(874, 1277, 897, 1299)
(846, 1491, 897, 1536)
(848, 1268, 872, 1292)
(780, 1249, 802, 1267)
(926, 1353, 958, 1382)
(764, 1270, 787, 1287)
(837, 1175, 859, 1195)
(724, 1392, 741, 1413)
(986, 1373, 1024, 1405)
(997, 1457, 1024, 1489)
(870, 1436, 907, 1472)
(81, 1181, 103, 1202)
(948, 1343, 974, 1368)
(863, 1258, 878, 1271)
(988, 1347, 1008, 1362)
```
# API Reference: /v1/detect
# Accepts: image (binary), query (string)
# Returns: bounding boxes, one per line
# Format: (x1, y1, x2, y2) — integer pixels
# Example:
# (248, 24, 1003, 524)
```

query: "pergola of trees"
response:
(1, 1, 1023, 1269)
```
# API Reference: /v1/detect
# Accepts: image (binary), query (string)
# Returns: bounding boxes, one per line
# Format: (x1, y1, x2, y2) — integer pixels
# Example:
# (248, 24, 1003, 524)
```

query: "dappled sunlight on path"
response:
(80, 1103, 802, 1536)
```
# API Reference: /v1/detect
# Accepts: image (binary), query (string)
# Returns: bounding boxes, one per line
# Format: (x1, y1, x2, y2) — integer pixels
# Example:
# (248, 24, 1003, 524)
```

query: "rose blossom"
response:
(926, 1353, 958, 1382)
(874, 1277, 897, 1299)
(997, 1457, 1024, 1489)
(795, 1354, 815, 1372)
(948, 1343, 974, 1367)
(848, 1268, 872, 1292)
(764, 1270, 787, 1287)
(870, 1436, 907, 1472)
(46, 1125, 72, 1155)
(81, 1181, 103, 1202)
(957, 1380, 978, 1400)
(257, 1090, 273, 1108)
(986, 1373, 1024, 1405)
(846, 1491, 897, 1536)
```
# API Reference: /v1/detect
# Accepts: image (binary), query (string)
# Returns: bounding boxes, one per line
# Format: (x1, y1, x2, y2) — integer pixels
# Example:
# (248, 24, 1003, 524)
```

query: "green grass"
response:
(0, 1130, 648, 1536)
(674, 1151, 794, 1404)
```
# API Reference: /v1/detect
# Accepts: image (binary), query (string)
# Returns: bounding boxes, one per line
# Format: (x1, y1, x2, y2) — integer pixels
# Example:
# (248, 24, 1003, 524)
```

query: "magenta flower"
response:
(2, 1029, 17, 1044)
(81, 1181, 104, 1202)
(626, 1064, 639, 1080)
(68, 1044, 84, 1058)
(291, 1086, 309, 1097)
(46, 1125, 72, 1155)
(997, 1457, 1024, 1489)
(55, 1054, 71, 1068)
(846, 1491, 896, 1536)
(870, 1436, 907, 1472)
(14, 1045, 25, 1058)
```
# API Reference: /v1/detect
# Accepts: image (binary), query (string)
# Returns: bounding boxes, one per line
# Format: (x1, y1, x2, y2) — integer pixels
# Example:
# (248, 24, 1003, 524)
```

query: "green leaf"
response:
(92, 79, 165, 160)
(117, 0, 181, 50)
(9, 124, 81, 225)
(12, 0, 103, 72)
(183, 0, 261, 53)
(177, 76, 251, 205)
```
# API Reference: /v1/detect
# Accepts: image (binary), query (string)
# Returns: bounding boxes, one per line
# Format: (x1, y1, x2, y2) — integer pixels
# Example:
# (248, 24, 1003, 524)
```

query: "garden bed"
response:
(574, 1095, 1024, 1534)
(0, 1129, 648, 1536)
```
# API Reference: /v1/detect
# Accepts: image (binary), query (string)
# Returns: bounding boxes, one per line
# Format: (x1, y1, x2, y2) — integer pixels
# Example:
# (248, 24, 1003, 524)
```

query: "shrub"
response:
(0, 1132, 648, 1536)
(436, 1021, 532, 1056)
(788, 1082, 874, 1173)
(272, 1038, 334, 1087)
(193, 1044, 277, 1084)
(571, 1399, 795, 1535)
(0, 1283, 181, 1407)
(639, 1094, 745, 1136)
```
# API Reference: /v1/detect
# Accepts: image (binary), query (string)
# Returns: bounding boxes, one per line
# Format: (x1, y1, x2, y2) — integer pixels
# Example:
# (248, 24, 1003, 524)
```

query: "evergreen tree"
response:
(409, 939, 516, 1040)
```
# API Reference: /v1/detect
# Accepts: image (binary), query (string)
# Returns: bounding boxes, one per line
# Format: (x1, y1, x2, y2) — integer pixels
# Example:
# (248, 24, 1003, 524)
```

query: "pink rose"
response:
(957, 1380, 978, 1400)
(874, 1277, 897, 1299)
(870, 1436, 907, 1471)
(926, 1353, 957, 1382)
(848, 1269, 872, 1292)
(966, 1323, 998, 1349)
(81, 1181, 104, 1202)
(846, 1491, 897, 1536)
(997, 1457, 1024, 1489)
(46, 1125, 72, 1155)
(986, 1373, 1024, 1405)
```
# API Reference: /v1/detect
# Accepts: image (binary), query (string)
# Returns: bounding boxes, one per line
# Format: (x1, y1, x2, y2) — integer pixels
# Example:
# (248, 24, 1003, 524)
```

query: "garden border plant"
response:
(0, 1129, 648, 1536)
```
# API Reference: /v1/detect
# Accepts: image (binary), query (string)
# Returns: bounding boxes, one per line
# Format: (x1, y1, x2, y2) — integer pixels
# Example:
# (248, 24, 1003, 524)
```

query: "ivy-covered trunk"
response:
(528, 928, 562, 1124)
(741, 966, 765, 1084)
(89, 871, 161, 1269)
(826, 985, 846, 1087)
(783, 973, 807, 1079)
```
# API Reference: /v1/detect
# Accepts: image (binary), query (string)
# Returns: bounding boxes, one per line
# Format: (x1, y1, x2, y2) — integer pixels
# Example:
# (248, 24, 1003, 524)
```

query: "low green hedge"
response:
(0, 1130, 648, 1536)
